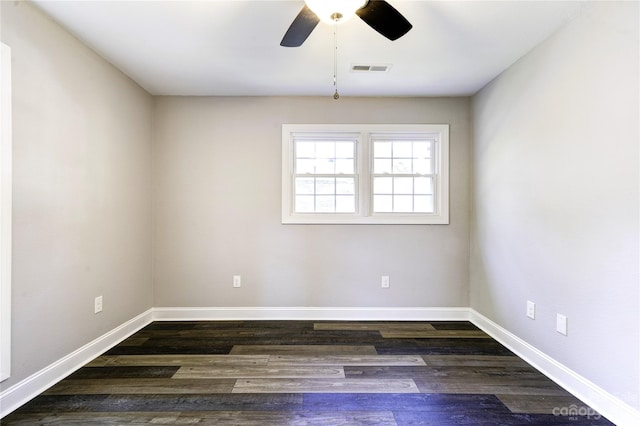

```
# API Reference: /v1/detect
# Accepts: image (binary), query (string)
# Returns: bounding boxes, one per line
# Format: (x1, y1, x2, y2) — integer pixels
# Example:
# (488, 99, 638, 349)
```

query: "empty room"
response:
(0, 0, 638, 425)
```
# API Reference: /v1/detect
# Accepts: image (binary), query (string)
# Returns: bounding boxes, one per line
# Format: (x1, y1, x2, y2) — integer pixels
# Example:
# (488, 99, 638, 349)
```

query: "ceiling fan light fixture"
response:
(305, 0, 368, 24)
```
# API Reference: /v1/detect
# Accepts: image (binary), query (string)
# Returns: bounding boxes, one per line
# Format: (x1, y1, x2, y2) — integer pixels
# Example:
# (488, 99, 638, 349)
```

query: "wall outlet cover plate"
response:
(526, 300, 535, 319)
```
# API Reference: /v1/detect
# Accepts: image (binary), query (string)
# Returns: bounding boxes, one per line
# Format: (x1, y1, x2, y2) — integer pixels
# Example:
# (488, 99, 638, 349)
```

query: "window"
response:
(294, 136, 357, 214)
(282, 124, 449, 224)
(372, 138, 435, 214)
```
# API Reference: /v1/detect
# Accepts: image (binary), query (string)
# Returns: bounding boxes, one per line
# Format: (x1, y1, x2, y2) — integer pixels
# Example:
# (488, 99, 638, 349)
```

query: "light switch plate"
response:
(556, 314, 568, 335)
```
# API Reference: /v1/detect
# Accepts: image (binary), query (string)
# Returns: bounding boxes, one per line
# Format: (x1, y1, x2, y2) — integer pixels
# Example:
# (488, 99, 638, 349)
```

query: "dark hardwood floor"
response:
(3, 320, 613, 425)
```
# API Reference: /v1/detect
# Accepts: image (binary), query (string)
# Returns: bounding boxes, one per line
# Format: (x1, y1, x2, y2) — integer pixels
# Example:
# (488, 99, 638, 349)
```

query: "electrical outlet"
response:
(94, 296, 103, 314)
(233, 275, 241, 288)
(381, 275, 390, 289)
(556, 314, 568, 335)
(526, 301, 535, 319)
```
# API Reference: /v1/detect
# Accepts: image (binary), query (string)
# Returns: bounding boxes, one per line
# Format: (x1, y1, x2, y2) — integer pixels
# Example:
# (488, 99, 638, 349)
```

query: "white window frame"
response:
(282, 124, 449, 225)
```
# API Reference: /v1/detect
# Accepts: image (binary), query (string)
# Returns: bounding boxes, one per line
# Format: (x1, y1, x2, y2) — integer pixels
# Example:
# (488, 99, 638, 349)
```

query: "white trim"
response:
(0, 309, 153, 418)
(152, 306, 471, 321)
(469, 309, 640, 426)
(0, 42, 12, 383)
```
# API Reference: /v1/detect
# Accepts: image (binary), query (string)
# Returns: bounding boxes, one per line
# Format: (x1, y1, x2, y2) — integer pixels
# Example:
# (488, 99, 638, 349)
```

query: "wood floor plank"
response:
(380, 330, 491, 339)
(6, 390, 303, 414)
(344, 365, 545, 381)
(422, 354, 531, 367)
(314, 322, 436, 332)
(178, 410, 398, 426)
(232, 378, 420, 393)
(420, 371, 559, 385)
(392, 409, 594, 425)
(267, 355, 426, 367)
(415, 378, 568, 396)
(230, 345, 377, 355)
(117, 337, 149, 347)
(9, 407, 399, 424)
(8, 394, 112, 413)
(302, 392, 510, 412)
(0, 412, 186, 425)
(192, 320, 246, 328)
(429, 321, 482, 331)
(173, 366, 345, 379)
(374, 339, 515, 356)
(104, 344, 233, 356)
(67, 366, 180, 379)
(43, 378, 236, 395)
(497, 394, 594, 414)
(87, 354, 269, 367)
(134, 329, 258, 338)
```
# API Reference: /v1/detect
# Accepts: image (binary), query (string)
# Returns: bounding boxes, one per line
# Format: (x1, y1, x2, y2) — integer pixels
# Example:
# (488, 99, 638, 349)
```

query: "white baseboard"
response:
(469, 309, 640, 426)
(151, 306, 472, 321)
(0, 309, 154, 418)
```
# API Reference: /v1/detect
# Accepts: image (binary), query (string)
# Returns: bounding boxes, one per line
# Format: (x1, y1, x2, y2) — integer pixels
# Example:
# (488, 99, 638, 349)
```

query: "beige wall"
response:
(471, 1, 639, 409)
(0, 1, 153, 389)
(153, 96, 471, 308)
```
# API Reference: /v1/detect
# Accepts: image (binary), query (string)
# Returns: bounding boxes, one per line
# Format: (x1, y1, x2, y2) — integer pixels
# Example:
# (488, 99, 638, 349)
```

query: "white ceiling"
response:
(32, 0, 585, 97)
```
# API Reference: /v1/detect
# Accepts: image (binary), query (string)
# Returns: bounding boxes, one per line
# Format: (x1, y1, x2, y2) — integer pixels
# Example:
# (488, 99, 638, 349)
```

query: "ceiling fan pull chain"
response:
(333, 22, 340, 100)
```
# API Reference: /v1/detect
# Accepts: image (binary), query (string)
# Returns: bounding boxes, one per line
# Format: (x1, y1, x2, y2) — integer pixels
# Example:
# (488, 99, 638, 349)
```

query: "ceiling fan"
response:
(280, 0, 412, 47)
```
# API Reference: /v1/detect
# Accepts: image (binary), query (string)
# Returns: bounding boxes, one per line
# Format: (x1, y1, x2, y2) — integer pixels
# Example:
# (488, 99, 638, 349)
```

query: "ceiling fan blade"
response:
(356, 0, 412, 41)
(280, 5, 320, 47)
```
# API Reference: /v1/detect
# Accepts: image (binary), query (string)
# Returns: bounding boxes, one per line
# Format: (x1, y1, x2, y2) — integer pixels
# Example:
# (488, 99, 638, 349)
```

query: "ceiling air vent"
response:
(351, 64, 391, 73)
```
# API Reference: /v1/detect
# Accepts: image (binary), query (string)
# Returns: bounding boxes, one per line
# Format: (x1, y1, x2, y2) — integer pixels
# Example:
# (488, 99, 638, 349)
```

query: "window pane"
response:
(316, 178, 335, 195)
(413, 159, 432, 174)
(413, 141, 431, 158)
(414, 195, 434, 213)
(296, 141, 315, 158)
(392, 159, 412, 174)
(316, 196, 335, 212)
(414, 177, 432, 194)
(394, 195, 413, 212)
(335, 142, 354, 158)
(374, 159, 392, 174)
(291, 139, 357, 215)
(394, 177, 413, 194)
(393, 141, 412, 157)
(373, 177, 392, 194)
(315, 158, 336, 174)
(335, 159, 354, 174)
(295, 196, 314, 213)
(336, 195, 355, 213)
(374, 195, 393, 212)
(315, 142, 335, 158)
(336, 178, 355, 195)
(296, 159, 315, 174)
(295, 177, 315, 195)
(374, 141, 392, 157)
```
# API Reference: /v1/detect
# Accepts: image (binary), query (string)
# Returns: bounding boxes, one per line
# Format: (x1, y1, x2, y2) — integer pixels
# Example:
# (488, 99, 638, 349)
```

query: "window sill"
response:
(281, 214, 449, 225)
